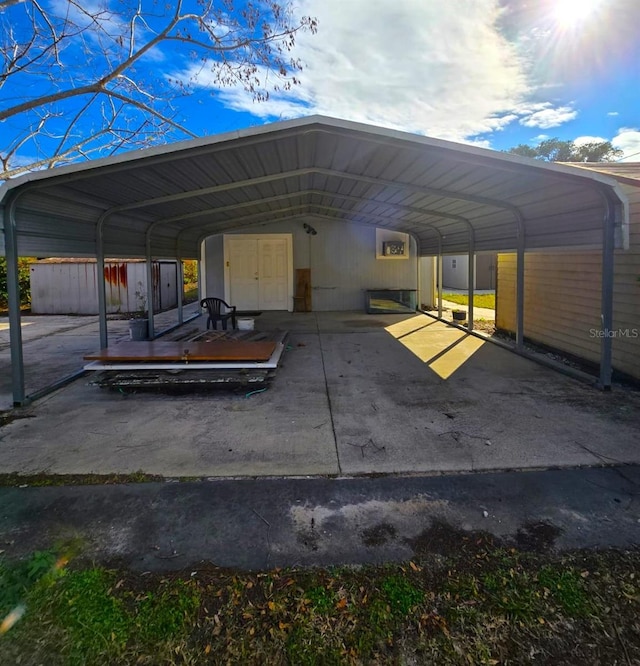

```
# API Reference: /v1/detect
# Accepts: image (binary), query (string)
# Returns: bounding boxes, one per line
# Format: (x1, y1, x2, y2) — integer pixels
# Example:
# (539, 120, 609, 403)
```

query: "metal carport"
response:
(0, 116, 629, 405)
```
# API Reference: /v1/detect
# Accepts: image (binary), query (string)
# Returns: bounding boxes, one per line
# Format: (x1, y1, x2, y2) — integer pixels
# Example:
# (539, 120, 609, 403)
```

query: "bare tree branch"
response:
(0, 0, 317, 180)
(104, 89, 198, 137)
(0, 0, 24, 10)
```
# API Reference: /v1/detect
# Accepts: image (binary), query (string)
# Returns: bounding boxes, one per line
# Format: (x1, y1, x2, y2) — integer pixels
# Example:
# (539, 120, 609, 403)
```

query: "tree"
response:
(507, 137, 623, 162)
(0, 0, 317, 180)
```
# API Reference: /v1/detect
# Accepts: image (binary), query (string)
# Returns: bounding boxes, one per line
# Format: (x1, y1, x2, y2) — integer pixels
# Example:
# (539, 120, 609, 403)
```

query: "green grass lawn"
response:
(1, 544, 638, 665)
(442, 292, 495, 309)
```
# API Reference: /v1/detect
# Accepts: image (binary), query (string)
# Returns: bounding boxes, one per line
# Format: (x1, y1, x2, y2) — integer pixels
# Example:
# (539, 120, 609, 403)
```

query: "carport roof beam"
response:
(190, 206, 452, 249)
(148, 167, 525, 234)
(166, 190, 476, 258)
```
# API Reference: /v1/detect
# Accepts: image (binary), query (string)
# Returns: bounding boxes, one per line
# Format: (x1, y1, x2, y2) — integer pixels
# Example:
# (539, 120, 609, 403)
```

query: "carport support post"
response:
(516, 233, 525, 352)
(96, 251, 108, 349)
(599, 197, 616, 390)
(145, 243, 155, 340)
(467, 237, 475, 331)
(4, 201, 26, 405)
(176, 256, 184, 325)
(96, 212, 110, 349)
(437, 239, 443, 319)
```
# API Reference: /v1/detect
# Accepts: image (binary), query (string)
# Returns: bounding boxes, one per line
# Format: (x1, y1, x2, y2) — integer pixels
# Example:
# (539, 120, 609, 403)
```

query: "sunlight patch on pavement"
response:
(0, 322, 33, 331)
(384, 314, 438, 339)
(386, 316, 486, 379)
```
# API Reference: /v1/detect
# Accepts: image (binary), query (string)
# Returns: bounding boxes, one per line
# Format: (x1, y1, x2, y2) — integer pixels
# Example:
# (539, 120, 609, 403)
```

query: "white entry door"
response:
(228, 238, 260, 309)
(226, 235, 291, 310)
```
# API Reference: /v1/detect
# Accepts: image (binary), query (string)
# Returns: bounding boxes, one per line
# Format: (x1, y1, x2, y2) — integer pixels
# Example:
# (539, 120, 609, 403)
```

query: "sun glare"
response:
(554, 0, 602, 25)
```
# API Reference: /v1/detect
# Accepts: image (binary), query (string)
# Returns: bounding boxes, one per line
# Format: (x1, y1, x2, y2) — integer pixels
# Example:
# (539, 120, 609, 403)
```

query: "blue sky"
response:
(2, 0, 639, 172)
(176, 0, 640, 159)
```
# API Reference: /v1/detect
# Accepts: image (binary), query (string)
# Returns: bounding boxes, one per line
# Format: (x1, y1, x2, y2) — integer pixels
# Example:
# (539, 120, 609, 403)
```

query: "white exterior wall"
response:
(203, 217, 432, 311)
(419, 257, 434, 309)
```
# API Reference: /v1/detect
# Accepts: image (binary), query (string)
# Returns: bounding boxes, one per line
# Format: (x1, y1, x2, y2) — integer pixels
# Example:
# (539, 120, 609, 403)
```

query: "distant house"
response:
(441, 254, 497, 290)
(496, 163, 640, 382)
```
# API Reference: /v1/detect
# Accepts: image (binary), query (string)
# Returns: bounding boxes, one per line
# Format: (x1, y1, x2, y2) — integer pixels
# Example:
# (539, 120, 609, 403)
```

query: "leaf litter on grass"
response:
(0, 547, 639, 664)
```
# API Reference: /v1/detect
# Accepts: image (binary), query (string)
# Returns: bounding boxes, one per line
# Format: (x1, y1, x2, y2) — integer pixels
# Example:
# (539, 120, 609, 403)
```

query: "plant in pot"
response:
(128, 284, 149, 341)
(452, 309, 467, 322)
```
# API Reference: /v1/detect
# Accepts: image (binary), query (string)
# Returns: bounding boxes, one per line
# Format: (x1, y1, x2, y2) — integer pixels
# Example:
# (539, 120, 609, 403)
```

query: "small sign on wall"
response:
(376, 229, 409, 259)
(382, 240, 406, 256)
(376, 227, 409, 259)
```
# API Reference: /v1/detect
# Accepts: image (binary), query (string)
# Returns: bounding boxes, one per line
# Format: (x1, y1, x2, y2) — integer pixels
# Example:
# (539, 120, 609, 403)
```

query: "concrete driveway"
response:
(0, 311, 639, 478)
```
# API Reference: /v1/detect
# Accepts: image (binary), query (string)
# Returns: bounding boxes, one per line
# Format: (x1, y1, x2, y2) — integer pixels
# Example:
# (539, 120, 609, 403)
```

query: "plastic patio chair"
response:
(200, 297, 237, 330)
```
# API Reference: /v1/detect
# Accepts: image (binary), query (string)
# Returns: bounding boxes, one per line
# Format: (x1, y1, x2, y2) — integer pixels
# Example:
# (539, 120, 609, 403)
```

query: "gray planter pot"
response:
(128, 318, 149, 341)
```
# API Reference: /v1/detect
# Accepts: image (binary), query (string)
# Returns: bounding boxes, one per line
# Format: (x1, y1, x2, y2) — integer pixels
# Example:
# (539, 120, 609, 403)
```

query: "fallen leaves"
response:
(4, 550, 639, 665)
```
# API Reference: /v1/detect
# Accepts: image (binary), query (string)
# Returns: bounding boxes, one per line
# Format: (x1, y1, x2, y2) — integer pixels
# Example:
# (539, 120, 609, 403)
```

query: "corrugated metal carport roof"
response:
(0, 115, 629, 260)
(0, 115, 630, 404)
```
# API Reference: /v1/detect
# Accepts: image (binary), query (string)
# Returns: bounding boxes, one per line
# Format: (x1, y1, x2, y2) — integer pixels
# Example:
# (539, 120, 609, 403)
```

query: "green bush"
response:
(0, 257, 34, 309)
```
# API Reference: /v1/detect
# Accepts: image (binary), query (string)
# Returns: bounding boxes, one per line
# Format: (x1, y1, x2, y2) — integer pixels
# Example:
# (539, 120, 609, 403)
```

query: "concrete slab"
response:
(0, 304, 201, 410)
(0, 330, 338, 477)
(1, 310, 639, 479)
(318, 315, 640, 476)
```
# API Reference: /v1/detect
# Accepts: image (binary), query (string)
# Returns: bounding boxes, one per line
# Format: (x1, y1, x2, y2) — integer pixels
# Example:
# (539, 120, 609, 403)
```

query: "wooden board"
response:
(294, 268, 311, 312)
(84, 340, 276, 362)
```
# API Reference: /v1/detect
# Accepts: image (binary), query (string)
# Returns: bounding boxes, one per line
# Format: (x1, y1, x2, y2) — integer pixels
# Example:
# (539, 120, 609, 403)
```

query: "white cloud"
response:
(49, 0, 167, 63)
(533, 134, 549, 142)
(456, 137, 492, 149)
(607, 111, 619, 116)
(612, 128, 640, 162)
(573, 135, 606, 146)
(518, 103, 577, 129)
(176, 0, 533, 142)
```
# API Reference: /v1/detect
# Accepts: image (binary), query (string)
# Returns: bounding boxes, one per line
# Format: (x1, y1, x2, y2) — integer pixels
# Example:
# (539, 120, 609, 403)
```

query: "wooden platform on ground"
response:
(91, 369, 272, 390)
(84, 340, 276, 362)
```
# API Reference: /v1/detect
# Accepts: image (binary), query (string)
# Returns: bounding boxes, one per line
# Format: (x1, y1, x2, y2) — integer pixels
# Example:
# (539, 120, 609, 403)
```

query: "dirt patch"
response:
(471, 319, 496, 335)
(405, 520, 501, 558)
(515, 521, 563, 552)
(361, 523, 397, 547)
(407, 519, 565, 558)
(0, 412, 36, 429)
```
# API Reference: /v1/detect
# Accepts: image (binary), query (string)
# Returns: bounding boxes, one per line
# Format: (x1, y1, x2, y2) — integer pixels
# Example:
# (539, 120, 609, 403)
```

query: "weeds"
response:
(0, 549, 638, 665)
(0, 471, 165, 486)
(0, 549, 59, 617)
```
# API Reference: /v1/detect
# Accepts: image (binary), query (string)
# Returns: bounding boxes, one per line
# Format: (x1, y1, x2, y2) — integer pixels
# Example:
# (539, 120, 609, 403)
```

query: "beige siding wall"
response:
(496, 183, 640, 380)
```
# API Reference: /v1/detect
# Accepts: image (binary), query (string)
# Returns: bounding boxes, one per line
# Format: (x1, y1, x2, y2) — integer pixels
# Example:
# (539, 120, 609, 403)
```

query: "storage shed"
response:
(496, 163, 640, 381)
(30, 258, 179, 315)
